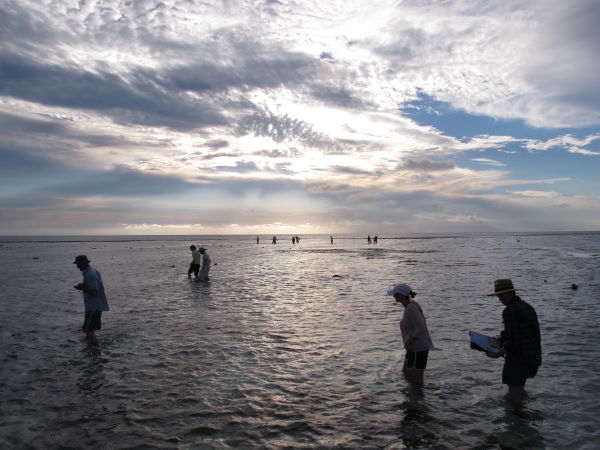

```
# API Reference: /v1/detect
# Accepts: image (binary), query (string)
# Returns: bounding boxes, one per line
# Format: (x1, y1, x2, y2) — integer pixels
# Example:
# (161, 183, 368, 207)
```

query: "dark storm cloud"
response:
(330, 166, 374, 176)
(0, 1, 58, 48)
(310, 85, 365, 109)
(0, 146, 64, 174)
(235, 110, 323, 144)
(401, 158, 456, 172)
(50, 166, 197, 197)
(0, 111, 68, 135)
(205, 140, 230, 149)
(0, 112, 128, 149)
(0, 51, 228, 130)
(165, 53, 315, 93)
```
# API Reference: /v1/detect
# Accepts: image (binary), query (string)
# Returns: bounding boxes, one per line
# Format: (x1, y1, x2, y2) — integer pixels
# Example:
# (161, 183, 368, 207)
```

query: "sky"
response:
(1, 0, 599, 235)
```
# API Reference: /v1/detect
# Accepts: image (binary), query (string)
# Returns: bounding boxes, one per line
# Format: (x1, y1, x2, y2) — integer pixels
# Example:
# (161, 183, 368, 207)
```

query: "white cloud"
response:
(471, 158, 506, 167)
(1, 0, 599, 234)
(509, 190, 559, 198)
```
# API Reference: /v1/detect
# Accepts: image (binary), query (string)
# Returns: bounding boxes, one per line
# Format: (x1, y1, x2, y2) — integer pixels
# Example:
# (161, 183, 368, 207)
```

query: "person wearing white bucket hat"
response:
(387, 283, 434, 386)
(486, 279, 541, 407)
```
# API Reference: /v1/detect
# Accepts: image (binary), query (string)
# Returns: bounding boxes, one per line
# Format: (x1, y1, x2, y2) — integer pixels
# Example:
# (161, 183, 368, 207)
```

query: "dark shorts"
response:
(83, 310, 102, 331)
(188, 263, 200, 276)
(502, 358, 539, 387)
(404, 350, 429, 370)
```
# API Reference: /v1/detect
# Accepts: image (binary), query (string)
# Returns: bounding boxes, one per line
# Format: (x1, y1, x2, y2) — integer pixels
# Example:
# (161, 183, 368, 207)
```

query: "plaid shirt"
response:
(501, 295, 541, 366)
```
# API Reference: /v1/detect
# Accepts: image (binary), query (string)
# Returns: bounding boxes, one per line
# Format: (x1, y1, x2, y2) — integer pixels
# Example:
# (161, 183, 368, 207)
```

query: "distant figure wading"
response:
(196, 247, 211, 282)
(188, 245, 201, 279)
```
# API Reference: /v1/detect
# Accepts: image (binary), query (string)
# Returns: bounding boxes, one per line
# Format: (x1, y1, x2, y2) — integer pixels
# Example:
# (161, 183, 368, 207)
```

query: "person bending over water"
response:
(188, 245, 201, 279)
(73, 255, 109, 345)
(388, 284, 434, 386)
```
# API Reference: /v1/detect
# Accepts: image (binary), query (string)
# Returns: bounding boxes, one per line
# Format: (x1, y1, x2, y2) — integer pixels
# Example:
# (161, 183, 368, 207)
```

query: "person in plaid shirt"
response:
(485, 279, 541, 407)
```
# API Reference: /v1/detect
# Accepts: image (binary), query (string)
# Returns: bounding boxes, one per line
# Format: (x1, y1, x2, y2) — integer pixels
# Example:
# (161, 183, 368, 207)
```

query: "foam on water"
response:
(1, 232, 599, 448)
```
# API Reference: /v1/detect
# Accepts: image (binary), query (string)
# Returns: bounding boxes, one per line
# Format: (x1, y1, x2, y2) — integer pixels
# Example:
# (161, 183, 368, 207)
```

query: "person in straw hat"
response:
(486, 279, 541, 407)
(73, 255, 109, 345)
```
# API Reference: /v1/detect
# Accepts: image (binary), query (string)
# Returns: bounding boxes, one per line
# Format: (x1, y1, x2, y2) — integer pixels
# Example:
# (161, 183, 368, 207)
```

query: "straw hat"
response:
(487, 279, 517, 296)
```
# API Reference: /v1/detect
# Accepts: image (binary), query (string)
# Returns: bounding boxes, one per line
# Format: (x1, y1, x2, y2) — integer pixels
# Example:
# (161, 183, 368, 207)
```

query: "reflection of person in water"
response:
(78, 346, 106, 393)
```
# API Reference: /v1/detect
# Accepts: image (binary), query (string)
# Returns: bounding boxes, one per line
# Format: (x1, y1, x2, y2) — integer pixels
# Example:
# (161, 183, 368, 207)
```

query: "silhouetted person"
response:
(188, 245, 201, 279)
(73, 255, 109, 344)
(486, 279, 541, 408)
(197, 247, 211, 281)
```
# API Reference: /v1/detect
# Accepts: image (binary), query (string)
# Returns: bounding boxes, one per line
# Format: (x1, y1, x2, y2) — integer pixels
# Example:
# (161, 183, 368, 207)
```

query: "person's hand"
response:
(485, 349, 504, 359)
(74, 283, 84, 290)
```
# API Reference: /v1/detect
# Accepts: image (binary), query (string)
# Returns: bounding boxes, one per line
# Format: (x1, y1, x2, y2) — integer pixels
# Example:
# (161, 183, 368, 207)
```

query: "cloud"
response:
(0, 51, 229, 130)
(510, 190, 558, 198)
(523, 134, 600, 154)
(48, 166, 199, 197)
(401, 158, 456, 171)
(0, 0, 599, 234)
(214, 161, 260, 173)
(471, 158, 506, 167)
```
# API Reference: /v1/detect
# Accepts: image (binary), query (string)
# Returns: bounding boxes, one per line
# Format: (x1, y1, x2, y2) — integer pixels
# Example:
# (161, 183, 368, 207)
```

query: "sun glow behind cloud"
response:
(0, 0, 599, 234)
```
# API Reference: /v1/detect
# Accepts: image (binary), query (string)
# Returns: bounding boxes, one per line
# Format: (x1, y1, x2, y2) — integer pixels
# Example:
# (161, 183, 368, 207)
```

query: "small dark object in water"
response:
(571, 283, 578, 290)
(332, 274, 342, 278)
(33, 257, 39, 259)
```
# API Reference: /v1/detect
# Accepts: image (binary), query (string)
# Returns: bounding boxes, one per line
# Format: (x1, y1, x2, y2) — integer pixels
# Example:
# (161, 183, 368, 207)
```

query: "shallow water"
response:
(1, 232, 599, 449)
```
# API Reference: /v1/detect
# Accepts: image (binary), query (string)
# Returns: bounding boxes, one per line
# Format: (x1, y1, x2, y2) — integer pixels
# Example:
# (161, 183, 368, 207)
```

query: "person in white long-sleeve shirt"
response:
(197, 247, 211, 281)
(74, 255, 109, 344)
(388, 283, 434, 386)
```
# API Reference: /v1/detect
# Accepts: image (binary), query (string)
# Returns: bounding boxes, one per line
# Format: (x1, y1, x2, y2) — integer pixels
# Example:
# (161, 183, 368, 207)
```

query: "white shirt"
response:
(400, 301, 434, 352)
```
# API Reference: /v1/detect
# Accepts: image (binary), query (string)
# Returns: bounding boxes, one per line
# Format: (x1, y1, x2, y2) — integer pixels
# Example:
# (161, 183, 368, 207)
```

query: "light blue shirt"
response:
(81, 266, 110, 312)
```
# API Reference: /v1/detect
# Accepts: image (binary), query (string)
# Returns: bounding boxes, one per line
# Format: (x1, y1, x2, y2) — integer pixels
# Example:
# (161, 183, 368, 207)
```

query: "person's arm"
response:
(402, 305, 421, 349)
(74, 283, 98, 295)
(75, 271, 99, 295)
(485, 347, 506, 358)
